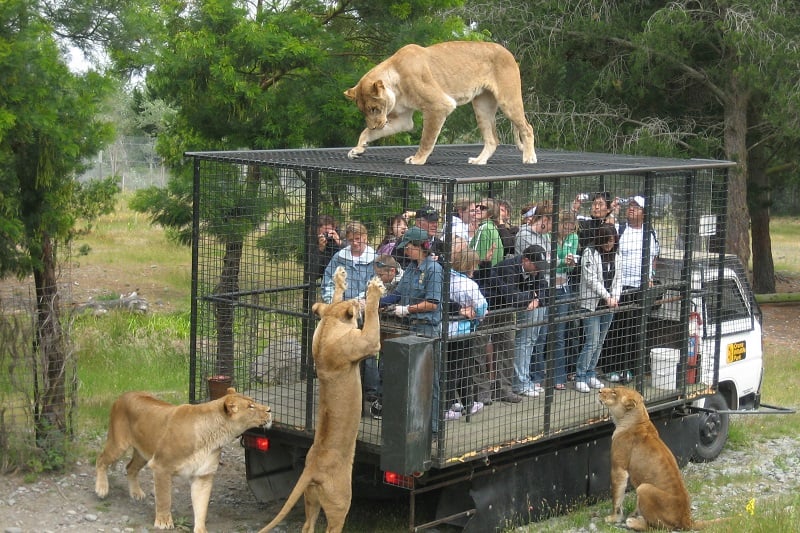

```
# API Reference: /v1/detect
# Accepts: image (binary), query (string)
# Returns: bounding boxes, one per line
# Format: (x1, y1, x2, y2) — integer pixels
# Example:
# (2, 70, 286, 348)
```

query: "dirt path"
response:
(2, 303, 797, 532)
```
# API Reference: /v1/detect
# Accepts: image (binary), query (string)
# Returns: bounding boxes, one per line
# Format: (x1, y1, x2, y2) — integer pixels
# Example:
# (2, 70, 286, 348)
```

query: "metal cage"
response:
(187, 144, 736, 472)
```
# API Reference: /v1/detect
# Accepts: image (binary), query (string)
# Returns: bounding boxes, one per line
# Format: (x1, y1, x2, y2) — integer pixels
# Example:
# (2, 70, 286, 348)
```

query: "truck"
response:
(185, 145, 787, 531)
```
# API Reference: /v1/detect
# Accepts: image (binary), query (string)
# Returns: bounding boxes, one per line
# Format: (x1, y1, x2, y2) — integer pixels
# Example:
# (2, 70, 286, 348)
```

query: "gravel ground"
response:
(0, 439, 306, 533)
(2, 303, 798, 532)
(525, 433, 800, 532)
(2, 433, 798, 532)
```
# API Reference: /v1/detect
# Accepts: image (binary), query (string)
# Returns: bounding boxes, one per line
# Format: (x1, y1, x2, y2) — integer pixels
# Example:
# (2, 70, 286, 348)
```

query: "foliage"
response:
(128, 0, 468, 236)
(461, 0, 800, 289)
(0, 0, 119, 468)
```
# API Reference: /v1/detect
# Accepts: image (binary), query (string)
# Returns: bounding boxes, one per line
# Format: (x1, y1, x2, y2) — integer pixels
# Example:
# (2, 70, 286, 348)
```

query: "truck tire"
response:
(692, 392, 729, 462)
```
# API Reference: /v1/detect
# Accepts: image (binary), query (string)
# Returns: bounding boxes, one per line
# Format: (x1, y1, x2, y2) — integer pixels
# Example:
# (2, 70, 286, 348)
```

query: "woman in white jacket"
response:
(575, 223, 621, 393)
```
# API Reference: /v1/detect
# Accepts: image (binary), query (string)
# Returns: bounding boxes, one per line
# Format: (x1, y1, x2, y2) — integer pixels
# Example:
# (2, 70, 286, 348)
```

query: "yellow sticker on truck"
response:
(727, 341, 746, 363)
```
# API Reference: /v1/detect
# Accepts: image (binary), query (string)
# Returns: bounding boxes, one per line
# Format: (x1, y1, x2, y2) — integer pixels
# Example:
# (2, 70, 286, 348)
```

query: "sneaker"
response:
(621, 370, 633, 383)
(445, 408, 462, 421)
(533, 383, 544, 393)
(588, 377, 605, 389)
(554, 383, 566, 391)
(500, 393, 523, 403)
(370, 399, 383, 419)
(575, 381, 591, 393)
(470, 401, 484, 415)
(451, 402, 463, 412)
(522, 388, 540, 397)
(607, 372, 621, 383)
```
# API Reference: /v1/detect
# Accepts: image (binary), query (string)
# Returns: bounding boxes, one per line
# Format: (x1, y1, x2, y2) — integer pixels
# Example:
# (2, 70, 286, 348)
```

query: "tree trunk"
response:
(32, 232, 69, 458)
(214, 239, 242, 378)
(723, 79, 751, 271)
(748, 140, 775, 293)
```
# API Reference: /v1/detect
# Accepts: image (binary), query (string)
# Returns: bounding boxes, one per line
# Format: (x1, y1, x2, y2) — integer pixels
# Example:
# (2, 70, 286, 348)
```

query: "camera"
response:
(577, 193, 589, 201)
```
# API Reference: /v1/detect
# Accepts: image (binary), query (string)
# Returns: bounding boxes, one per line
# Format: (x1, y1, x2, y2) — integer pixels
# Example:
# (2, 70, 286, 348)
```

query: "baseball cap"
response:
(630, 195, 646, 208)
(396, 226, 429, 249)
(522, 244, 548, 272)
(415, 205, 439, 222)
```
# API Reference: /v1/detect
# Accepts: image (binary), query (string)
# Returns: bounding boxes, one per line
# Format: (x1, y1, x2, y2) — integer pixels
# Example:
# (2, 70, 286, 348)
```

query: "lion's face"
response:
(345, 80, 395, 130)
(223, 388, 273, 429)
(599, 386, 643, 426)
(312, 299, 360, 327)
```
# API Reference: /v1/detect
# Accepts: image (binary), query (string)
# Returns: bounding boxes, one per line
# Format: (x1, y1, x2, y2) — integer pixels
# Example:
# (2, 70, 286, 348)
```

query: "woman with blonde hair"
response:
(320, 221, 376, 304)
(443, 243, 488, 420)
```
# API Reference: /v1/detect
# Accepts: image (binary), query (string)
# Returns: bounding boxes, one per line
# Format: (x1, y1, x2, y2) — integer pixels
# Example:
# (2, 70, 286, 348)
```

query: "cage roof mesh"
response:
(186, 144, 735, 182)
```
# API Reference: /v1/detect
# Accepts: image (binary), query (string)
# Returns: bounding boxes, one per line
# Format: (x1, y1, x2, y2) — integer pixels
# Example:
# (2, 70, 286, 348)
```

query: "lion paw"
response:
(625, 516, 648, 531)
(367, 276, 386, 296)
(154, 514, 174, 530)
(405, 154, 429, 165)
(94, 481, 108, 498)
(467, 156, 488, 165)
(129, 486, 146, 501)
(605, 514, 624, 524)
(333, 266, 347, 289)
(348, 146, 365, 159)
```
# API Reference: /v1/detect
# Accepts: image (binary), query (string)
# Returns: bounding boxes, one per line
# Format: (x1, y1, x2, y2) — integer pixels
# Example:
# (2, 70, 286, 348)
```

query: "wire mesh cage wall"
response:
(188, 145, 735, 469)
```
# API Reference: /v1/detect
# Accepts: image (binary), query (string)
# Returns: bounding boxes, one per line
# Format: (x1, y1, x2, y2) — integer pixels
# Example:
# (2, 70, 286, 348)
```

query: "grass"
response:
(70, 194, 193, 314)
(5, 198, 799, 530)
(768, 217, 800, 273)
(73, 311, 191, 438)
(521, 334, 800, 532)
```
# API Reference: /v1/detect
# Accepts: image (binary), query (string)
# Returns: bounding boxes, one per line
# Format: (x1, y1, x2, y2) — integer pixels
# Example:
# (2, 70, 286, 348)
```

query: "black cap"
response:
(415, 205, 439, 222)
(522, 244, 548, 272)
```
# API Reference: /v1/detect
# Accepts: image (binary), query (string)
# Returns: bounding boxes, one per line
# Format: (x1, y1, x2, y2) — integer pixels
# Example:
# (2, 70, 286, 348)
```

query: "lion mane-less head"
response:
(312, 299, 361, 327)
(344, 79, 394, 130)
(221, 387, 273, 429)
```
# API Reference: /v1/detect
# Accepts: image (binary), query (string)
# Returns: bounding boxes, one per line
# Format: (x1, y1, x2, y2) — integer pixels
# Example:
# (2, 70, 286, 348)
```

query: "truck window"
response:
(703, 278, 751, 332)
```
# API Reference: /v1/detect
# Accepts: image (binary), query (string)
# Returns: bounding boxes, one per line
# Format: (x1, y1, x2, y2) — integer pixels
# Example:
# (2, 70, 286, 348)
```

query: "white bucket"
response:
(651, 348, 680, 390)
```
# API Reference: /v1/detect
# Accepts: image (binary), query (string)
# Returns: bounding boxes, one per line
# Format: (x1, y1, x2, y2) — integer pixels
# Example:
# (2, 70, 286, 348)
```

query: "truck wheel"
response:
(692, 392, 729, 462)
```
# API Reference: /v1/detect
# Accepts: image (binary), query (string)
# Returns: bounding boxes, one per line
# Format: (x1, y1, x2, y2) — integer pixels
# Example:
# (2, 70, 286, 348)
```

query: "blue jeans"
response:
(363, 356, 382, 399)
(576, 309, 614, 382)
(513, 306, 547, 392)
(553, 286, 574, 385)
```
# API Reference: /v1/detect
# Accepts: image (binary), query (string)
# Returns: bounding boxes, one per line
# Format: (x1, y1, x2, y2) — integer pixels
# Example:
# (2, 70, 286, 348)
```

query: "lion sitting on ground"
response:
(259, 266, 384, 533)
(599, 386, 721, 530)
(95, 388, 272, 533)
(344, 41, 536, 165)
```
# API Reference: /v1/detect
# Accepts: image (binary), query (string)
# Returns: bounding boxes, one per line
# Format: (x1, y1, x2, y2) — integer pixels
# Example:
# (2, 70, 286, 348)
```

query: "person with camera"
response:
(310, 214, 343, 281)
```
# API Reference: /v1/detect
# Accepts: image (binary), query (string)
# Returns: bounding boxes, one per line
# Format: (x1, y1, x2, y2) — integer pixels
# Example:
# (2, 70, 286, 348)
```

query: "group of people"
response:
(309, 191, 658, 429)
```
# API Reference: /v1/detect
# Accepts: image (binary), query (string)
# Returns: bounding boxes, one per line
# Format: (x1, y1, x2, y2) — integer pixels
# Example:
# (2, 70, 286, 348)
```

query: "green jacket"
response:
(470, 220, 504, 266)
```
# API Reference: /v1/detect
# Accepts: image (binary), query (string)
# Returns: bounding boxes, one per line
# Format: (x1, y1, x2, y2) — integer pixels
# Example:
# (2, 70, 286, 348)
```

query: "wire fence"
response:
(187, 145, 741, 471)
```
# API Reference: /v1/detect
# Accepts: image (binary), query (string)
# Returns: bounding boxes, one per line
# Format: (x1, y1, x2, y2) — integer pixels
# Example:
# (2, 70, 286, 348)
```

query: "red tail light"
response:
(241, 434, 270, 452)
(383, 470, 414, 489)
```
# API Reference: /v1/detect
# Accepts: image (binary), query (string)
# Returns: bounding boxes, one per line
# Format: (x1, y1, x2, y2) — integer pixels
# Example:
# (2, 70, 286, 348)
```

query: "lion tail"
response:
(257, 470, 313, 532)
(692, 517, 730, 529)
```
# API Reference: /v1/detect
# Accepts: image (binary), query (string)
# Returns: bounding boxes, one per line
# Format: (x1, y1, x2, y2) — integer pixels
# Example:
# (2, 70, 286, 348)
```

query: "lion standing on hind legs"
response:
(259, 266, 384, 533)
